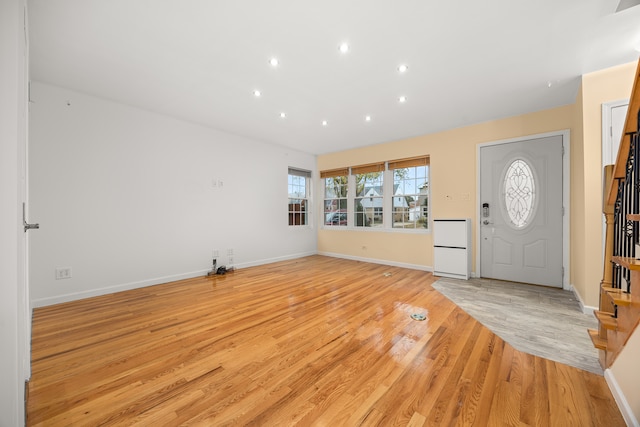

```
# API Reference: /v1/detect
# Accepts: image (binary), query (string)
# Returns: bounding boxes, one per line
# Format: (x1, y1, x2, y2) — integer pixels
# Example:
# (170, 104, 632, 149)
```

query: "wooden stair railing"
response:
(588, 57, 640, 369)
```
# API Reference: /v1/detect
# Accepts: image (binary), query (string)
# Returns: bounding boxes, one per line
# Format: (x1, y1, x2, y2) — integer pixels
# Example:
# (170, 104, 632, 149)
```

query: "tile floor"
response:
(432, 277, 602, 375)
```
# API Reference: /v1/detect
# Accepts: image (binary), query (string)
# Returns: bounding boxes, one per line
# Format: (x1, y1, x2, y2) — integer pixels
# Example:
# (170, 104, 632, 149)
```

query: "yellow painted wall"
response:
(578, 62, 636, 307)
(317, 60, 637, 309)
(318, 105, 574, 272)
(571, 84, 587, 305)
(610, 326, 640, 423)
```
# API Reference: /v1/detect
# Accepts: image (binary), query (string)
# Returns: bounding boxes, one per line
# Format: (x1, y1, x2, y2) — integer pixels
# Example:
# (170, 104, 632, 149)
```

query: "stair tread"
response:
(594, 311, 617, 329)
(588, 329, 607, 350)
(627, 214, 640, 221)
(602, 287, 640, 306)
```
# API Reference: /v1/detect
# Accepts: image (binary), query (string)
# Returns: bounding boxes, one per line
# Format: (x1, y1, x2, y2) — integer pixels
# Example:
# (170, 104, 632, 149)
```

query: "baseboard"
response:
(233, 251, 317, 270)
(569, 283, 597, 316)
(317, 251, 432, 272)
(605, 368, 640, 427)
(31, 269, 210, 307)
(31, 251, 318, 308)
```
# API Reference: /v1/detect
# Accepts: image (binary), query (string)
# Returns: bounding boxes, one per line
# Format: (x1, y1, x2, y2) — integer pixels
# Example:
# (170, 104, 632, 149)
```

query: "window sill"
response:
(321, 225, 431, 234)
(288, 225, 314, 231)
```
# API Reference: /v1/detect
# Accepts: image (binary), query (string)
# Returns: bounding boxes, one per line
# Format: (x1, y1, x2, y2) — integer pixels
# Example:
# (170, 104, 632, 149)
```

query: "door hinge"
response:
(562, 266, 565, 277)
(561, 145, 565, 156)
(562, 206, 565, 216)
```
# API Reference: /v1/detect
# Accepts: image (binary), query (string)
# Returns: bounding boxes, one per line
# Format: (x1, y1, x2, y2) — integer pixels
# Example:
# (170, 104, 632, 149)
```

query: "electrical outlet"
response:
(227, 248, 234, 256)
(55, 267, 72, 280)
(228, 256, 234, 265)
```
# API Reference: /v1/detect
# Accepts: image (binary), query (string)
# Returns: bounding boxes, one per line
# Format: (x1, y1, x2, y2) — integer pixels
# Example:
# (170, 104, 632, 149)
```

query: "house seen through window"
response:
(322, 168, 348, 227)
(320, 156, 429, 231)
(391, 157, 429, 229)
(354, 163, 385, 228)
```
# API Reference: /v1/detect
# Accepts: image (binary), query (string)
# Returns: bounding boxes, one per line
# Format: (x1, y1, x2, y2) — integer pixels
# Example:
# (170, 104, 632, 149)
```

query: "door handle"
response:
(23, 202, 40, 232)
(482, 219, 493, 225)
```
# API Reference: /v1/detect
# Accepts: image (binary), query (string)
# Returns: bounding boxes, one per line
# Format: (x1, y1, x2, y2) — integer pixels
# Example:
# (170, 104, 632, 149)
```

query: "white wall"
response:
(30, 82, 317, 306)
(0, 0, 29, 425)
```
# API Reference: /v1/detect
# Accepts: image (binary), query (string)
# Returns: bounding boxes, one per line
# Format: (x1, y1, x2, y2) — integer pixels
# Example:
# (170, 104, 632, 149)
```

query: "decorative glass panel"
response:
(503, 159, 535, 228)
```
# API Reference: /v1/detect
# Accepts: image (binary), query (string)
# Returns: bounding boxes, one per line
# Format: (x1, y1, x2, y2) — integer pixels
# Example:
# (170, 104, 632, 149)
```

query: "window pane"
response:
(355, 197, 383, 227)
(288, 198, 307, 226)
(324, 176, 347, 198)
(288, 170, 309, 226)
(324, 176, 347, 227)
(289, 175, 307, 198)
(356, 172, 383, 197)
(354, 172, 383, 227)
(393, 165, 429, 229)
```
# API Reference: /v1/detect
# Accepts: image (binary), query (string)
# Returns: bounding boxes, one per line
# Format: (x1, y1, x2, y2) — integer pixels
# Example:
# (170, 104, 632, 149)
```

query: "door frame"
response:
(601, 100, 629, 260)
(602, 99, 629, 166)
(475, 129, 570, 290)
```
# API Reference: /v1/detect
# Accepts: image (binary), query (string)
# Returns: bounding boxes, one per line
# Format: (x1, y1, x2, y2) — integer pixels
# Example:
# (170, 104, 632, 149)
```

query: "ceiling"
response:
(28, 0, 640, 155)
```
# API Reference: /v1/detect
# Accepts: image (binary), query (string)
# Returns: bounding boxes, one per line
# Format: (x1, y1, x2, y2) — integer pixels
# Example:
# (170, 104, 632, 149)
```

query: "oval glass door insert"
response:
(503, 159, 535, 228)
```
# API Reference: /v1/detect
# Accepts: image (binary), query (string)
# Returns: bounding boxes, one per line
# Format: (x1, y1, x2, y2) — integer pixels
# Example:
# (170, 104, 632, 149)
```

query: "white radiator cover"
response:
(433, 219, 472, 280)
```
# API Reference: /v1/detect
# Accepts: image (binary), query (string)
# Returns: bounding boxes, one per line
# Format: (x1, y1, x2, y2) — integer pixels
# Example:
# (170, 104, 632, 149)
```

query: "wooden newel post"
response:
(601, 165, 615, 297)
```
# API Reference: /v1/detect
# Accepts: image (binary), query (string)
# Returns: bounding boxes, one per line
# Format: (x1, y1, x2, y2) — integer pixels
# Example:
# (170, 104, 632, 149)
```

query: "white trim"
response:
(570, 283, 596, 316)
(318, 251, 433, 272)
(605, 368, 640, 427)
(601, 100, 630, 263)
(475, 130, 570, 289)
(31, 251, 317, 307)
(31, 270, 212, 307)
(232, 251, 317, 269)
(602, 99, 630, 167)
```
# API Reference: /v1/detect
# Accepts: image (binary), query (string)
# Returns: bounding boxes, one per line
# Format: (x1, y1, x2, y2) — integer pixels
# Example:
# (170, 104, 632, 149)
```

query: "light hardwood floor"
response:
(27, 256, 625, 426)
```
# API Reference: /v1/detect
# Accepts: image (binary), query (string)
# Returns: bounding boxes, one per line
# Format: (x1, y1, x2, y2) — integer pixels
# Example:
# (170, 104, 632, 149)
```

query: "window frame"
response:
(288, 167, 311, 227)
(322, 169, 349, 228)
(354, 168, 384, 228)
(320, 156, 430, 232)
(391, 162, 430, 230)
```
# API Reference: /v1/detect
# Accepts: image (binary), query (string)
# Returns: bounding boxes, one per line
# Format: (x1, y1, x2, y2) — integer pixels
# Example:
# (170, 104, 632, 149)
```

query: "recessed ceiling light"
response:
(253, 90, 261, 97)
(322, 120, 328, 126)
(398, 96, 407, 103)
(280, 112, 286, 118)
(269, 57, 279, 67)
(365, 115, 372, 122)
(398, 64, 408, 73)
(339, 42, 349, 54)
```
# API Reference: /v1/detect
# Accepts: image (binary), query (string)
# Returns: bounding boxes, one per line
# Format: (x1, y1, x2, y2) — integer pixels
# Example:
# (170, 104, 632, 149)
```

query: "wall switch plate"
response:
(55, 267, 72, 280)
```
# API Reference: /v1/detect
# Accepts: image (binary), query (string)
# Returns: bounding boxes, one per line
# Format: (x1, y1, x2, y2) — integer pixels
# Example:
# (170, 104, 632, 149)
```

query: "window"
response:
(503, 159, 535, 228)
(319, 156, 429, 231)
(322, 168, 348, 227)
(288, 168, 311, 226)
(353, 163, 385, 228)
(390, 157, 429, 229)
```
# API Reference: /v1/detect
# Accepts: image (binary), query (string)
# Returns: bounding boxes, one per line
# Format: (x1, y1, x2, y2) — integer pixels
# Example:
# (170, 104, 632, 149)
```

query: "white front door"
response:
(479, 135, 564, 287)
